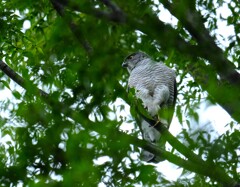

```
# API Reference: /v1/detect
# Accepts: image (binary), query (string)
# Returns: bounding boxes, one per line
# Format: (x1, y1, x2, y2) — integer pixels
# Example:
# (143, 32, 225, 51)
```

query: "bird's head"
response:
(122, 51, 149, 73)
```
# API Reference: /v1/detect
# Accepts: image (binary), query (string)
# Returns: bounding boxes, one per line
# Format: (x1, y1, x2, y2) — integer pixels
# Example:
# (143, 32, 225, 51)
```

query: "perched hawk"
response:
(122, 52, 177, 162)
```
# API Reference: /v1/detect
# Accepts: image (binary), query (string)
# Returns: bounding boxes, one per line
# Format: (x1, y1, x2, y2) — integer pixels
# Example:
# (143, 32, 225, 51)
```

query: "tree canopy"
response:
(0, 0, 239, 186)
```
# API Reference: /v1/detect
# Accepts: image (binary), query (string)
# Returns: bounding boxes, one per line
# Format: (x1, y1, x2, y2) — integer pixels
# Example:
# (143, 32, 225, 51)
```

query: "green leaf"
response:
(12, 90, 21, 99)
(0, 80, 11, 90)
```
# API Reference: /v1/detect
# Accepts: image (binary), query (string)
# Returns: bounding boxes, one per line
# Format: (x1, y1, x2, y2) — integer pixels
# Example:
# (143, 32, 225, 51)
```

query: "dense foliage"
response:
(0, 0, 239, 186)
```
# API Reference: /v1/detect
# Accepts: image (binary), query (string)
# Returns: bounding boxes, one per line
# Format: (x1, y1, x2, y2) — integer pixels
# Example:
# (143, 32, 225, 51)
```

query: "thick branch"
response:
(160, 0, 240, 86)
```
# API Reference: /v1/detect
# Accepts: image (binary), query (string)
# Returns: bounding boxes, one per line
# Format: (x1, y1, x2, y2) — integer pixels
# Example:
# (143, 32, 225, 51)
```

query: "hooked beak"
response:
(122, 62, 128, 68)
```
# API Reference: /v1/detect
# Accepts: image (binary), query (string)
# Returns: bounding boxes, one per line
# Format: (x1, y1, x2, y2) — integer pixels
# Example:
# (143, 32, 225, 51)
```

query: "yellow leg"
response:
(152, 116, 161, 127)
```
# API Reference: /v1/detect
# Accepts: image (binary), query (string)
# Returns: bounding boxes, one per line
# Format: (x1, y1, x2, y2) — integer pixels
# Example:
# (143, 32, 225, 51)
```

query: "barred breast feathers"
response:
(128, 59, 176, 105)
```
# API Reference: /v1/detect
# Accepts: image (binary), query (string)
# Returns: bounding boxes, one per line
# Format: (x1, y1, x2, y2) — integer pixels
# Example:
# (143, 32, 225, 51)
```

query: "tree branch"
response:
(50, 0, 93, 54)
(160, 0, 240, 86)
(0, 60, 48, 98)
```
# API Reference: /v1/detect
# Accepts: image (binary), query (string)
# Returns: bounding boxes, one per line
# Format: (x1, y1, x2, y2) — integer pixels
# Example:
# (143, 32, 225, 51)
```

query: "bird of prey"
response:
(122, 51, 177, 162)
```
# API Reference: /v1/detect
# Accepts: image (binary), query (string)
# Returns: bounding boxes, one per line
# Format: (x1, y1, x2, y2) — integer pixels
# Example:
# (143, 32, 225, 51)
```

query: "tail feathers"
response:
(140, 119, 166, 163)
(141, 148, 166, 163)
(141, 150, 155, 162)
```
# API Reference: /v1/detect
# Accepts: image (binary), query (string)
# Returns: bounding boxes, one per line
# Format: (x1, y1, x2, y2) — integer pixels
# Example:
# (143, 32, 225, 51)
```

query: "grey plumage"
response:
(122, 52, 177, 162)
